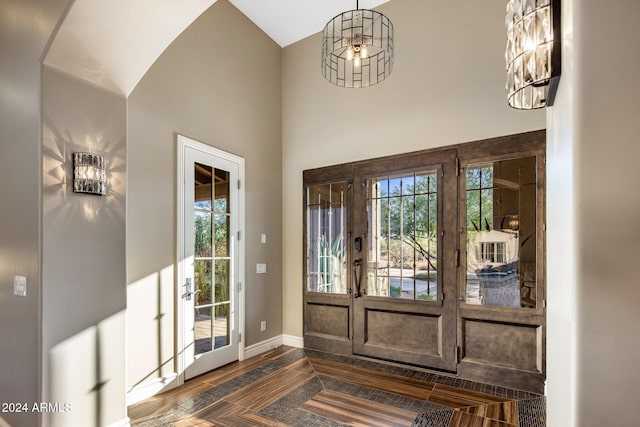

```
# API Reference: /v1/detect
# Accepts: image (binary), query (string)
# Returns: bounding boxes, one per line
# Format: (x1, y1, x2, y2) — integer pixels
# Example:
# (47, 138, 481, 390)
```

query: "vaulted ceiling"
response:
(44, 0, 391, 96)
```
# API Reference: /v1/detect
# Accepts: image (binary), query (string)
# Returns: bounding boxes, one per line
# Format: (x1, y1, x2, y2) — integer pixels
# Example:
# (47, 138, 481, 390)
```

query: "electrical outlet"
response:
(256, 263, 267, 274)
(260, 320, 267, 332)
(261, 233, 267, 244)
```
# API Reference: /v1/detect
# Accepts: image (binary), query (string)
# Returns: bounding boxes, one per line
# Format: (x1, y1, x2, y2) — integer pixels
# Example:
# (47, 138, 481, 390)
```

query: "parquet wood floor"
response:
(129, 346, 545, 427)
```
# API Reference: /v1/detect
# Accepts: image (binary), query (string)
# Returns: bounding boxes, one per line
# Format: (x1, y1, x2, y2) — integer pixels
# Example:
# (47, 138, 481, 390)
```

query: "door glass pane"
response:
(368, 171, 439, 301)
(215, 259, 230, 304)
(214, 303, 230, 349)
(195, 306, 212, 355)
(194, 212, 212, 258)
(194, 163, 213, 210)
(194, 260, 212, 305)
(214, 214, 229, 257)
(194, 163, 232, 355)
(465, 157, 537, 308)
(306, 183, 348, 294)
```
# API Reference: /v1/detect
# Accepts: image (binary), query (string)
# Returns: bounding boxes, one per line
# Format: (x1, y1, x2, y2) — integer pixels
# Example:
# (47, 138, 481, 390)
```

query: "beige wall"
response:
(547, 0, 640, 425)
(0, 1, 71, 426)
(41, 66, 127, 426)
(127, 0, 283, 391)
(281, 0, 546, 338)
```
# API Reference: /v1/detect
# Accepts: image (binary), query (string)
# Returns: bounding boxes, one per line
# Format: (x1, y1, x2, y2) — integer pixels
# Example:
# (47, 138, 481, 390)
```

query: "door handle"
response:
(183, 278, 193, 300)
(353, 259, 363, 298)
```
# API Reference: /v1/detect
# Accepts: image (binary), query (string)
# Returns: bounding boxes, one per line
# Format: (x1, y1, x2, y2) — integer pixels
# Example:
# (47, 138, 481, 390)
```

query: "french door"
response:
(303, 131, 546, 392)
(178, 135, 243, 381)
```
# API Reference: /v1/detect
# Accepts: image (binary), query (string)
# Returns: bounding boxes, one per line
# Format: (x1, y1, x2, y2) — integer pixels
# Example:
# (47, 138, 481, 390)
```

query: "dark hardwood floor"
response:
(128, 346, 545, 427)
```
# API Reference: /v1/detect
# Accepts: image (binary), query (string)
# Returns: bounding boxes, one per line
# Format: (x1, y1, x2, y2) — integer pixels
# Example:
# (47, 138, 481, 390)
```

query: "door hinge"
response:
(457, 346, 462, 364)
(455, 157, 460, 176)
(237, 282, 242, 292)
(237, 179, 241, 190)
(238, 333, 242, 343)
(237, 230, 241, 240)
(455, 249, 460, 267)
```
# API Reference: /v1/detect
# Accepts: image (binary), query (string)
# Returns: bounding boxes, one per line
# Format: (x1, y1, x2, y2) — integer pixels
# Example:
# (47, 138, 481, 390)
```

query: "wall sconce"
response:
(505, 0, 561, 109)
(73, 152, 106, 196)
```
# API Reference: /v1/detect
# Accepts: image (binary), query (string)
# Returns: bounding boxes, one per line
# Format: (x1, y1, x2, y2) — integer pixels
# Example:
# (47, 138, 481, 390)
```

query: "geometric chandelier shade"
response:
(505, 0, 561, 109)
(322, 1, 394, 88)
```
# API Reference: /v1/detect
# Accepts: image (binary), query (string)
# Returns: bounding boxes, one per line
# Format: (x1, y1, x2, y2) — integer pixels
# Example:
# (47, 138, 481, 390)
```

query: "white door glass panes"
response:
(306, 183, 348, 294)
(465, 157, 537, 308)
(367, 172, 438, 301)
(194, 163, 231, 354)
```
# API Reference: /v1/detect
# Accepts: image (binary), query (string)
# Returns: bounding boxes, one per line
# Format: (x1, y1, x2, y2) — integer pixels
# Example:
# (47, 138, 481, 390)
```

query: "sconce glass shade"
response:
(73, 152, 106, 196)
(505, 0, 561, 109)
(322, 8, 394, 88)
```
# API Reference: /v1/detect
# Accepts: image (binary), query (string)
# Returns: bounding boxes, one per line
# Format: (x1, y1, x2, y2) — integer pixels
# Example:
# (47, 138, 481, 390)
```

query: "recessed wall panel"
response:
(305, 303, 350, 339)
(463, 319, 540, 372)
(365, 309, 441, 356)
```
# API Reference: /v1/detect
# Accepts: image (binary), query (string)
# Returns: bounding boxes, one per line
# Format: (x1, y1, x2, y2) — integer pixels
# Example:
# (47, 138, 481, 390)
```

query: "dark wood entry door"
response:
(303, 150, 458, 371)
(350, 150, 458, 370)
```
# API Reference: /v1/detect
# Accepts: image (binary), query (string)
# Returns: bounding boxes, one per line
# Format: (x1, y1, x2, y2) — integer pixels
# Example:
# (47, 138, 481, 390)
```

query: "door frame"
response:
(302, 130, 546, 392)
(176, 134, 246, 385)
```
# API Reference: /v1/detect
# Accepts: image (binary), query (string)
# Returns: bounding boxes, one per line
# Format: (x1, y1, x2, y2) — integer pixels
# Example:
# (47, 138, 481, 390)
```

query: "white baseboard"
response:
(283, 334, 304, 348)
(243, 334, 304, 359)
(244, 335, 283, 359)
(126, 373, 179, 406)
(107, 416, 131, 427)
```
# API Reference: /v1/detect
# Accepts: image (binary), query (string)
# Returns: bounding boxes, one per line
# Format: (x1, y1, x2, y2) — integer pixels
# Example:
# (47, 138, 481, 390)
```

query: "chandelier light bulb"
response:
(360, 45, 368, 58)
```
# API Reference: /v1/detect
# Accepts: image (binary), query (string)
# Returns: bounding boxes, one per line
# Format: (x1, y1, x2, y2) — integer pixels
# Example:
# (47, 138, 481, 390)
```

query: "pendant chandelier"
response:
(321, 1, 394, 88)
(505, 0, 561, 109)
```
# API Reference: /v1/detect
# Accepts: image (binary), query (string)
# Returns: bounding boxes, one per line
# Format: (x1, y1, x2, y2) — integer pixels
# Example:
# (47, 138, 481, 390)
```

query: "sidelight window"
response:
(306, 182, 349, 294)
(464, 157, 538, 308)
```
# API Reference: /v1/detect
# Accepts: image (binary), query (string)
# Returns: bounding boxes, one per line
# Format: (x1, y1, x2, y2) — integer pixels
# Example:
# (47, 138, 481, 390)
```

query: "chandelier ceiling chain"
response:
(321, 0, 394, 88)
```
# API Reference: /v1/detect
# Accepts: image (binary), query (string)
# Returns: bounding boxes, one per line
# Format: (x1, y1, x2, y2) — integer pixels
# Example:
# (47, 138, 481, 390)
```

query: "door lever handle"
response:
(353, 259, 362, 298)
(183, 278, 193, 300)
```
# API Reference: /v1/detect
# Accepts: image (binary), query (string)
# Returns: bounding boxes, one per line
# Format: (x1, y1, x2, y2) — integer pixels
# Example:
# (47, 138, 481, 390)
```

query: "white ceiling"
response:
(44, 0, 391, 96)
(231, 0, 390, 47)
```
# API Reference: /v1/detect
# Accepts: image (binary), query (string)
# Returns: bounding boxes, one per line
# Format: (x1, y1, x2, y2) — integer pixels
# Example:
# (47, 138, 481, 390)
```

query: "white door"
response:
(178, 135, 244, 380)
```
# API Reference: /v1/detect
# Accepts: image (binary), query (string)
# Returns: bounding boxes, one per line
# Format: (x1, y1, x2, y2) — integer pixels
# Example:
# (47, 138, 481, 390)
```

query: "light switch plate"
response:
(14, 275, 26, 297)
(256, 263, 267, 274)
(261, 234, 267, 244)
